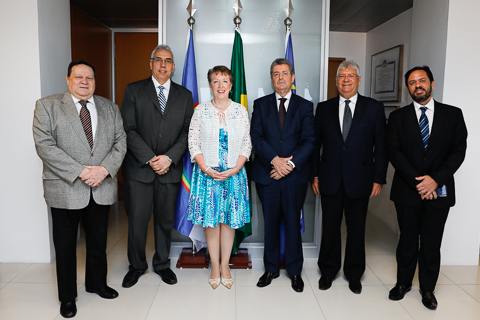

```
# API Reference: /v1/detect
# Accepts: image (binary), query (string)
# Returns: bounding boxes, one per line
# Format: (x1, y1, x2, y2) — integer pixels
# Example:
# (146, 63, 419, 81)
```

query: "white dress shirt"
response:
(275, 91, 292, 111)
(152, 76, 171, 102)
(414, 99, 435, 135)
(339, 93, 358, 132)
(72, 95, 97, 140)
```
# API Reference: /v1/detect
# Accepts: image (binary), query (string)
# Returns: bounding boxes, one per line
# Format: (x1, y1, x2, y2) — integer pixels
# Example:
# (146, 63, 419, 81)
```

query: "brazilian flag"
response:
(230, 29, 251, 254)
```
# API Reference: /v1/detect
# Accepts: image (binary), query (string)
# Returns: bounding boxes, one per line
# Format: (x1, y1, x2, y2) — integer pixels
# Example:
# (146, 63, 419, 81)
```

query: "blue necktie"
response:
(419, 106, 429, 149)
(158, 85, 166, 114)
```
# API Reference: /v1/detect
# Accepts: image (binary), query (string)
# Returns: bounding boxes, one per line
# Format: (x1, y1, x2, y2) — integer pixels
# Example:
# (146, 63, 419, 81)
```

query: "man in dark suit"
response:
(33, 61, 126, 318)
(311, 60, 388, 294)
(387, 66, 467, 310)
(251, 58, 315, 293)
(121, 45, 193, 288)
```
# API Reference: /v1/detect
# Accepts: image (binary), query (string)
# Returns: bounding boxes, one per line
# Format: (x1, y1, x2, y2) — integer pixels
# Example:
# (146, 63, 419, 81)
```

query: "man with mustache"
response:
(251, 58, 315, 292)
(311, 60, 387, 294)
(387, 66, 467, 310)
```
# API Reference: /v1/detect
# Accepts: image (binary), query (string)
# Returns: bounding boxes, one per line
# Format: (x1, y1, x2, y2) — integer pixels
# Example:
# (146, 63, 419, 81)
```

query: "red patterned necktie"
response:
(279, 98, 287, 129)
(79, 100, 93, 150)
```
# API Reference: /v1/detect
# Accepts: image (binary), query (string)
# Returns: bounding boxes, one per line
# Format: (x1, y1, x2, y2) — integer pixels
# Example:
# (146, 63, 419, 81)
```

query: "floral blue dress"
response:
(187, 128, 250, 229)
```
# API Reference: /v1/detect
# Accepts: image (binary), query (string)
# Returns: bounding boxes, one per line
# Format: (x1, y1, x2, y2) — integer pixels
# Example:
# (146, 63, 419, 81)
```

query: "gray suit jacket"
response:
(33, 92, 127, 209)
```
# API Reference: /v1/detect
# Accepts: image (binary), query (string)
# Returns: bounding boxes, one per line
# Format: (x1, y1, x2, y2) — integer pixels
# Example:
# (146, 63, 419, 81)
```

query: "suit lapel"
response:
(268, 93, 282, 132)
(329, 97, 343, 141)
(92, 96, 106, 152)
(428, 100, 444, 151)
(404, 103, 425, 150)
(282, 93, 298, 133)
(143, 78, 163, 114)
(345, 95, 367, 143)
(163, 82, 179, 117)
(61, 92, 91, 150)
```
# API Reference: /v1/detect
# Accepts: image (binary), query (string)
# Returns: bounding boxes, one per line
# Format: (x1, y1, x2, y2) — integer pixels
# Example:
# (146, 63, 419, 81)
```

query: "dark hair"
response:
(404, 66, 434, 86)
(67, 60, 96, 78)
(270, 58, 294, 77)
(207, 65, 234, 84)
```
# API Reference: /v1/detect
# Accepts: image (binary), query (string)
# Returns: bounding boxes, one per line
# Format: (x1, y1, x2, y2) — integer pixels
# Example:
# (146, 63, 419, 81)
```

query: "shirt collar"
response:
(152, 76, 171, 91)
(413, 98, 435, 112)
(275, 90, 292, 101)
(70, 94, 94, 105)
(340, 93, 358, 105)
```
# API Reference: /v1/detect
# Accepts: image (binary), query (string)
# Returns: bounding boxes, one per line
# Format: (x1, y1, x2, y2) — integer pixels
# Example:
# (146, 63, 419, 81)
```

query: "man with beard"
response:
(387, 66, 467, 310)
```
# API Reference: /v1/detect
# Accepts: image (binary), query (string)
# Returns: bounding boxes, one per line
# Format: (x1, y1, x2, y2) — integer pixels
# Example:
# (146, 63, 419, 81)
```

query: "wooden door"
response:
(115, 32, 158, 199)
(327, 57, 346, 100)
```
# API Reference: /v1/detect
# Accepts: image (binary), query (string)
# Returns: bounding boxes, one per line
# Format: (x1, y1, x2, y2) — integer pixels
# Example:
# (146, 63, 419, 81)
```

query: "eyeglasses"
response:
(272, 71, 291, 78)
(337, 74, 358, 80)
(151, 57, 173, 64)
(408, 78, 428, 86)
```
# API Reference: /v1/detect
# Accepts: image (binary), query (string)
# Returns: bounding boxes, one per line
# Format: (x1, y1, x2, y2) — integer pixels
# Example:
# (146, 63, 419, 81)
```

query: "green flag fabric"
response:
(230, 29, 252, 254)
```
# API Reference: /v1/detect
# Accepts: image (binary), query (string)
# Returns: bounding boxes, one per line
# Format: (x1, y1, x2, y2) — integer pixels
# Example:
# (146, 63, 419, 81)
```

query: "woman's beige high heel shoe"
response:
(209, 277, 220, 289)
(221, 267, 233, 289)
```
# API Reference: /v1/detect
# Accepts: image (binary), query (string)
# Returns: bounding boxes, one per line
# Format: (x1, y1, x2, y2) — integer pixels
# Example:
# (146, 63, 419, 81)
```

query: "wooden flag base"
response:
(229, 248, 252, 269)
(176, 248, 209, 269)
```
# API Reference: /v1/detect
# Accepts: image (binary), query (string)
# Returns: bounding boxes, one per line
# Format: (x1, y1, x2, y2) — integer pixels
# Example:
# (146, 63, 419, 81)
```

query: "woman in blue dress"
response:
(187, 66, 251, 289)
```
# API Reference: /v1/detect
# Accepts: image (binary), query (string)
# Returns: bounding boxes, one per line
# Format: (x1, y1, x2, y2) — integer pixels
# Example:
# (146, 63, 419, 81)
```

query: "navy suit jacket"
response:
(251, 92, 315, 186)
(387, 101, 467, 208)
(312, 94, 388, 198)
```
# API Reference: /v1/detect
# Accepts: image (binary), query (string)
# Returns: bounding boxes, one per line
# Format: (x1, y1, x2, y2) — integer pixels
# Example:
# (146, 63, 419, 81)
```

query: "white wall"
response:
(410, 0, 449, 101)
(364, 9, 413, 233)
(0, 0, 71, 262)
(440, 0, 480, 265)
(329, 32, 367, 95)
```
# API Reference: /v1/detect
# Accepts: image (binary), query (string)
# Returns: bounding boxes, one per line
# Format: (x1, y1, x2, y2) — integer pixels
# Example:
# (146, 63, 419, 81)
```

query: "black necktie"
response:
(279, 98, 287, 129)
(342, 99, 352, 141)
(79, 100, 93, 150)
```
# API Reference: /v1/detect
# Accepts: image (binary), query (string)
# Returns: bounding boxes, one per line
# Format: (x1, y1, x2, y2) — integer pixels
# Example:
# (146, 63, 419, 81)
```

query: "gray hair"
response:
(337, 60, 360, 77)
(270, 58, 294, 77)
(150, 44, 174, 62)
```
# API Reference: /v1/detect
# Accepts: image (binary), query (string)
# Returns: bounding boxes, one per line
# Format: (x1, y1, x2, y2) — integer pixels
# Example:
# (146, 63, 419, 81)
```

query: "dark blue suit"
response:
(251, 93, 315, 276)
(312, 94, 387, 279)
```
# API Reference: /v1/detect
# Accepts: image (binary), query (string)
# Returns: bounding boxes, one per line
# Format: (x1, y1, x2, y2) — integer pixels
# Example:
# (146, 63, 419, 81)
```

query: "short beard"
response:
(410, 87, 432, 104)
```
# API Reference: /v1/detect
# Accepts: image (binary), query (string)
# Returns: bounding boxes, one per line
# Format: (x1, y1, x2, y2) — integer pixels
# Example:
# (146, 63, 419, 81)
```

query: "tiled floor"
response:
(1, 203, 480, 320)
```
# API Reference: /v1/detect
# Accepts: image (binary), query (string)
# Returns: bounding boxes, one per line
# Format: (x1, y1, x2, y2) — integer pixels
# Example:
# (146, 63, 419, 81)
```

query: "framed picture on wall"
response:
(370, 45, 403, 102)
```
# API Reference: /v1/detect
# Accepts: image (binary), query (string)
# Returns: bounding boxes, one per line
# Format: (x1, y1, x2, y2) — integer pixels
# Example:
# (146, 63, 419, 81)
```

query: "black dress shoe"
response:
(86, 286, 119, 299)
(256, 272, 280, 287)
(348, 278, 362, 294)
(60, 301, 77, 318)
(291, 275, 304, 293)
(420, 289, 438, 310)
(318, 275, 333, 290)
(122, 270, 144, 288)
(156, 268, 177, 285)
(388, 284, 411, 301)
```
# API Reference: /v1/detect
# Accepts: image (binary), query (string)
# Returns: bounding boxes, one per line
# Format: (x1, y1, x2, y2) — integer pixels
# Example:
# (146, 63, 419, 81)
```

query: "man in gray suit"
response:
(121, 45, 193, 287)
(33, 60, 126, 318)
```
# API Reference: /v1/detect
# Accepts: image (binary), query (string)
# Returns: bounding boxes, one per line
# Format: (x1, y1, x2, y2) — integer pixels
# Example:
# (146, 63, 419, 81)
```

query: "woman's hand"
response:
(215, 168, 239, 181)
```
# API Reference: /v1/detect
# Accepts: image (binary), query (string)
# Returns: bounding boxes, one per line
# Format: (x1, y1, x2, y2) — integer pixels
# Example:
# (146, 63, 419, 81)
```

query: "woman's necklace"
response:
(211, 99, 231, 110)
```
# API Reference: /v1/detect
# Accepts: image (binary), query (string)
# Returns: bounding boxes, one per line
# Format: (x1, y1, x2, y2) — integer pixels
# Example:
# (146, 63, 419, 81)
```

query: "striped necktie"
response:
(158, 85, 166, 114)
(79, 100, 93, 150)
(419, 106, 429, 149)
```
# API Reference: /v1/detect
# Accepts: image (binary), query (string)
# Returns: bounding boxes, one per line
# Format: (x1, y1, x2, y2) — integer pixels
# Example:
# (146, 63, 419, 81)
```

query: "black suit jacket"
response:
(387, 101, 467, 208)
(121, 78, 194, 184)
(250, 93, 315, 186)
(312, 94, 388, 198)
